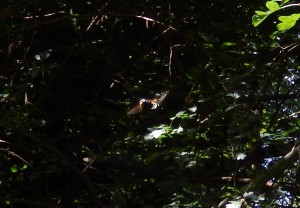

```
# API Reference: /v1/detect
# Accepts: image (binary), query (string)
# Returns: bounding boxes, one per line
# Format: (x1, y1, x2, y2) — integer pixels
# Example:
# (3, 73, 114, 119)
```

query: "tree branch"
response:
(218, 145, 300, 208)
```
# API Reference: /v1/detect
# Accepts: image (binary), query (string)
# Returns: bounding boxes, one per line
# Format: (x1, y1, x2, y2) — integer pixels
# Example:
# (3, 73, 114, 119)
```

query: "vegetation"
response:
(0, 0, 300, 207)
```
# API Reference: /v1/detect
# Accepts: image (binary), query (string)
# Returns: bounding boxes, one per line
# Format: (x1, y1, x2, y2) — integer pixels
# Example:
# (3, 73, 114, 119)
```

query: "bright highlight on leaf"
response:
(236, 152, 247, 160)
(226, 201, 241, 208)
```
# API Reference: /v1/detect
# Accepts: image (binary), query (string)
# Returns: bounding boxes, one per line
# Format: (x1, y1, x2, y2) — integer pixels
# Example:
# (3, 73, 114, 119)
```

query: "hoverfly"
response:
(127, 91, 169, 115)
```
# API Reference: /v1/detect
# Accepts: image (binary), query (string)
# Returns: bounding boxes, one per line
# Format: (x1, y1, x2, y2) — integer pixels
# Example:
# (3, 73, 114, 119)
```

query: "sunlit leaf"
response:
(144, 128, 167, 140)
(244, 191, 255, 198)
(222, 42, 236, 47)
(185, 160, 196, 168)
(20, 164, 28, 170)
(170, 111, 189, 120)
(252, 11, 270, 27)
(226, 201, 241, 208)
(281, 0, 290, 5)
(236, 152, 247, 160)
(257, 195, 265, 201)
(172, 126, 184, 134)
(277, 14, 300, 30)
(252, 1, 281, 27)
(188, 106, 197, 112)
(266, 1, 280, 12)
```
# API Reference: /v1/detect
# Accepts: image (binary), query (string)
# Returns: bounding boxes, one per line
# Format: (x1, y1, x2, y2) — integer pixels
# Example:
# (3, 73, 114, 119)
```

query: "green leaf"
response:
(222, 42, 236, 47)
(252, 11, 270, 27)
(281, 0, 290, 6)
(20, 164, 28, 170)
(266, 1, 280, 12)
(277, 14, 300, 30)
(252, 1, 281, 27)
(10, 165, 18, 173)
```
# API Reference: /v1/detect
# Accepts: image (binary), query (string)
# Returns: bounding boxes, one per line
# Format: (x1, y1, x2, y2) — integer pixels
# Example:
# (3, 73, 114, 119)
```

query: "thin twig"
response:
(0, 148, 32, 168)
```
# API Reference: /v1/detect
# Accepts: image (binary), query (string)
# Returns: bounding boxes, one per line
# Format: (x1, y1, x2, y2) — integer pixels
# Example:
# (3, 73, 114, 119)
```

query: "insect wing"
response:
(150, 90, 169, 109)
(127, 105, 142, 115)
(155, 90, 169, 105)
(127, 100, 143, 115)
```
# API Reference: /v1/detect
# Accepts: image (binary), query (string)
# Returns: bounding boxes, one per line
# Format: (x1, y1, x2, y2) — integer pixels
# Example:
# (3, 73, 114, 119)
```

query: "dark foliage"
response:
(0, 0, 300, 207)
